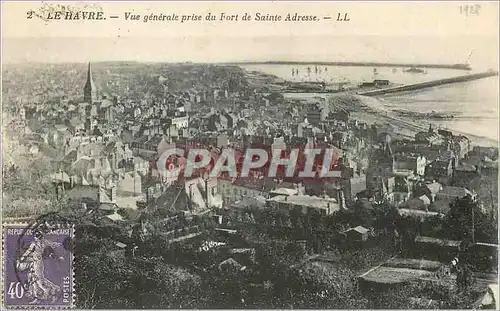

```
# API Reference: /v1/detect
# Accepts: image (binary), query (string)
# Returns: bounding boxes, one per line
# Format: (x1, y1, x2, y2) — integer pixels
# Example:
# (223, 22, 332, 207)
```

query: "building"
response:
(306, 104, 322, 127)
(374, 79, 390, 87)
(413, 181, 443, 204)
(99, 99, 115, 123)
(393, 154, 426, 176)
(435, 186, 474, 202)
(453, 164, 479, 184)
(452, 135, 470, 160)
(170, 114, 189, 129)
(218, 177, 277, 205)
(425, 158, 453, 185)
(366, 137, 394, 196)
(415, 125, 444, 146)
(83, 62, 98, 104)
(342, 226, 369, 242)
(266, 194, 340, 215)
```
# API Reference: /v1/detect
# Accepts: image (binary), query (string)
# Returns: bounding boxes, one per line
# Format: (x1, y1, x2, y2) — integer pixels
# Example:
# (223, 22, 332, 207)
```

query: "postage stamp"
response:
(2, 223, 75, 308)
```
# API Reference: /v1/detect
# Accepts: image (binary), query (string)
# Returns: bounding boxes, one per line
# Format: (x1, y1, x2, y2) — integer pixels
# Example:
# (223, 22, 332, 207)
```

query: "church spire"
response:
(84, 62, 98, 103)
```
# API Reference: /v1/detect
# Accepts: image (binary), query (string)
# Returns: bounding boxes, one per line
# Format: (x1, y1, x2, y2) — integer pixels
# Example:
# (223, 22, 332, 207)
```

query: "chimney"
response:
(337, 191, 345, 210)
(109, 186, 116, 203)
(111, 152, 117, 170)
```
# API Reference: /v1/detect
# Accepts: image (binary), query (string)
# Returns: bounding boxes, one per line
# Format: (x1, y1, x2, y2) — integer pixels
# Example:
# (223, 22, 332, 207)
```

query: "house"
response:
(397, 208, 440, 220)
(452, 135, 470, 160)
(435, 128, 452, 138)
(413, 181, 443, 203)
(367, 140, 395, 194)
(266, 194, 340, 216)
(305, 104, 322, 127)
(153, 183, 190, 213)
(217, 176, 277, 205)
(392, 174, 415, 205)
(472, 146, 498, 160)
(425, 158, 453, 185)
(481, 158, 498, 175)
(399, 195, 430, 211)
(330, 109, 350, 123)
(342, 226, 369, 242)
(429, 199, 451, 214)
(453, 164, 479, 184)
(68, 118, 85, 133)
(218, 258, 245, 274)
(98, 99, 115, 123)
(66, 184, 117, 204)
(435, 186, 474, 202)
(207, 112, 228, 132)
(393, 154, 426, 176)
(413, 236, 462, 261)
(116, 172, 142, 196)
(170, 115, 189, 129)
(126, 107, 142, 119)
(415, 131, 443, 145)
(269, 188, 300, 198)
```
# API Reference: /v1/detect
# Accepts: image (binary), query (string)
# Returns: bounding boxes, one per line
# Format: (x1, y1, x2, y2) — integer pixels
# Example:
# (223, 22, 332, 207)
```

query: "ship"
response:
(404, 67, 427, 74)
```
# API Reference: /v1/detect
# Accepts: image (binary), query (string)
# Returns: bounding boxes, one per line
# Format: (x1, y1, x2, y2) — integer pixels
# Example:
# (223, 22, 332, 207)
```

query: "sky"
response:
(2, 1, 499, 69)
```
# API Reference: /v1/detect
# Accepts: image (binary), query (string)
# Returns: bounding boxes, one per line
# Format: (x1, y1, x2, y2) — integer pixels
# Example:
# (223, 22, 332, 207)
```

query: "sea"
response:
(242, 64, 499, 146)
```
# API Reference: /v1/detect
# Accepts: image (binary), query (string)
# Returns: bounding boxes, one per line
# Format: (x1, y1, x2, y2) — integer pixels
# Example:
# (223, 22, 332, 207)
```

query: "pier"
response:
(358, 71, 498, 96)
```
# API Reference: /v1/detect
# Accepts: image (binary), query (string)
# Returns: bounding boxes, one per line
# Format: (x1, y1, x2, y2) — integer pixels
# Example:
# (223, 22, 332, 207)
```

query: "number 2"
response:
(7, 282, 25, 299)
(26, 10, 34, 19)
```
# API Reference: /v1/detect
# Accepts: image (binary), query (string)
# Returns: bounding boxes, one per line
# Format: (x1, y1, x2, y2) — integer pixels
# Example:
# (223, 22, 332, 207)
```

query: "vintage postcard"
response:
(1, 1, 498, 309)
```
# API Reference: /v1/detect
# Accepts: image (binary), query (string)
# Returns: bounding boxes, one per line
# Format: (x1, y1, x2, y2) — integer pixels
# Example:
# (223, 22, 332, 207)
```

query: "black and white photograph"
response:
(1, 1, 499, 309)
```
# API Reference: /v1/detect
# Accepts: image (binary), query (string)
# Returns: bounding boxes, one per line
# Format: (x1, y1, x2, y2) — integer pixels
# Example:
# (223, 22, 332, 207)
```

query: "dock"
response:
(358, 70, 498, 96)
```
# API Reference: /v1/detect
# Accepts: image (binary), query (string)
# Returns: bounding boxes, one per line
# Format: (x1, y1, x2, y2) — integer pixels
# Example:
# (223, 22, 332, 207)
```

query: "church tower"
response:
(84, 62, 98, 104)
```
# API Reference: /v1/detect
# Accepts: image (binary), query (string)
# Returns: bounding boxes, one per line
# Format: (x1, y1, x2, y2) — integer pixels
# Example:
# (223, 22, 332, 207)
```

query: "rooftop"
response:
(270, 188, 299, 196)
(437, 186, 472, 198)
(343, 225, 369, 234)
(231, 176, 276, 193)
(267, 194, 339, 212)
(414, 236, 462, 248)
(359, 266, 434, 285)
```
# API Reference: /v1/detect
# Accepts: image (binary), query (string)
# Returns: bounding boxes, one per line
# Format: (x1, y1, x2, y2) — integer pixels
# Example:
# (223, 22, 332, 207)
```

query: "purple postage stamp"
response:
(3, 223, 75, 308)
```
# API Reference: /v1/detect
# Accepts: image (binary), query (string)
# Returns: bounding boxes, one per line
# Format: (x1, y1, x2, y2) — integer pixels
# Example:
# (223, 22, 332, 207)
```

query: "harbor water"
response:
(243, 64, 499, 145)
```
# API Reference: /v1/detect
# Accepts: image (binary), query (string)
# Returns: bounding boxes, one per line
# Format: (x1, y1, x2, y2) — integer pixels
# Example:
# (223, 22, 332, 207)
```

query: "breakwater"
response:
(358, 71, 498, 96)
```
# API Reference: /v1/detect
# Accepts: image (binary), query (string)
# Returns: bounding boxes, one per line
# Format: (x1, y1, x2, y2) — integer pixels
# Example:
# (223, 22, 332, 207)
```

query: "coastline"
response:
(244, 67, 498, 147)
(327, 94, 498, 148)
(227, 61, 472, 71)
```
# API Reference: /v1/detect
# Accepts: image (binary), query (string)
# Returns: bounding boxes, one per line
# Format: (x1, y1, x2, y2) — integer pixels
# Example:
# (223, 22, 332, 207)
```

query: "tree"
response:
(284, 262, 369, 309)
(443, 195, 497, 243)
